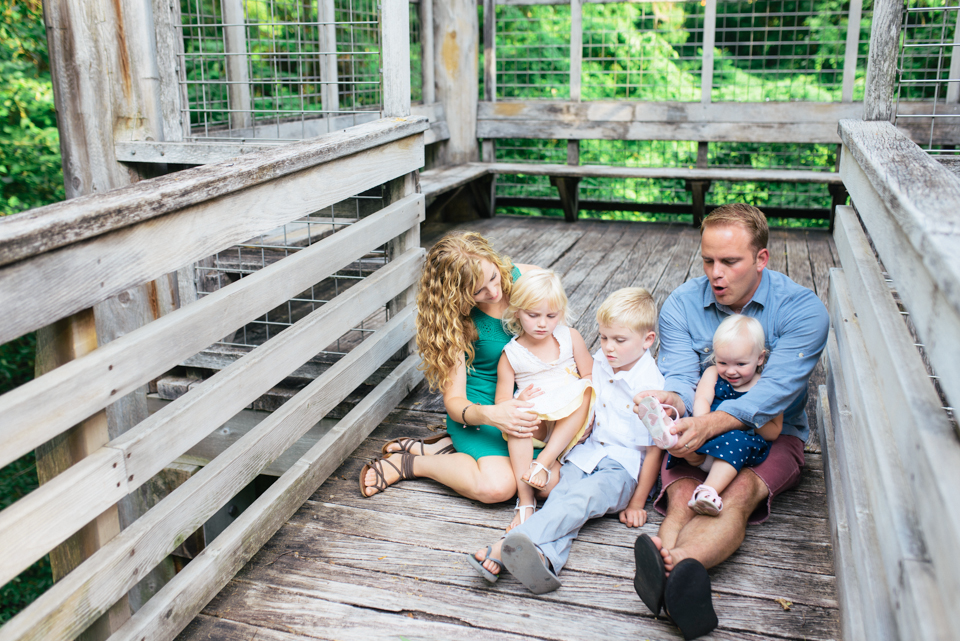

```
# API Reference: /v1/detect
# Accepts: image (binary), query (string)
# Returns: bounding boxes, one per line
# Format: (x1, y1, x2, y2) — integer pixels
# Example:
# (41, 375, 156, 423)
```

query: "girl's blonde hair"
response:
(415, 231, 515, 391)
(502, 269, 571, 336)
(712, 314, 767, 366)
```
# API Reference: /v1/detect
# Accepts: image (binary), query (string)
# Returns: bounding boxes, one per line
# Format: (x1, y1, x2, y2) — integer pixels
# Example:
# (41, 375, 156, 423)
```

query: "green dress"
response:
(446, 266, 540, 459)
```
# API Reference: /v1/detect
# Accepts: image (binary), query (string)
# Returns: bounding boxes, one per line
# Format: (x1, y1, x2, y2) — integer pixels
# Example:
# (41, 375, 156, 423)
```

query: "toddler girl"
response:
(667, 314, 782, 516)
(496, 269, 596, 531)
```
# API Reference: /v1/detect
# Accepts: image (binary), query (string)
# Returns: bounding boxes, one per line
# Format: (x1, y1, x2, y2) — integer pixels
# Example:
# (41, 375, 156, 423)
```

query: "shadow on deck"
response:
(178, 216, 840, 641)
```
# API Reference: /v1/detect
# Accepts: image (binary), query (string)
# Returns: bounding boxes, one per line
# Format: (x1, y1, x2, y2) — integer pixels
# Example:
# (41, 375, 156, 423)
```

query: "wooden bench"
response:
(418, 161, 847, 226)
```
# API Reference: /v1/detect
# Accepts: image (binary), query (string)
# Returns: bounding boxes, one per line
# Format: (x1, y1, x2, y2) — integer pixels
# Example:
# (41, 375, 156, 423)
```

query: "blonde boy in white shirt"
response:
(468, 288, 665, 594)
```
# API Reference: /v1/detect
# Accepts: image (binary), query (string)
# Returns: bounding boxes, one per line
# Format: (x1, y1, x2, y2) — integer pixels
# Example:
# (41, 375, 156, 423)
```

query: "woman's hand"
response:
(486, 399, 541, 438)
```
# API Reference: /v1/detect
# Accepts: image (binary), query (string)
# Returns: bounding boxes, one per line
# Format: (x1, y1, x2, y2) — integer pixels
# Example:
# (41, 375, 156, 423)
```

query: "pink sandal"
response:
(688, 484, 722, 516)
(635, 396, 681, 449)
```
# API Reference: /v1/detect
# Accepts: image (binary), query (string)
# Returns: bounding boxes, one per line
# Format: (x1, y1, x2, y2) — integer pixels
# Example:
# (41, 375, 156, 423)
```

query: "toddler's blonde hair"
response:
(502, 269, 571, 336)
(596, 287, 657, 334)
(712, 314, 767, 365)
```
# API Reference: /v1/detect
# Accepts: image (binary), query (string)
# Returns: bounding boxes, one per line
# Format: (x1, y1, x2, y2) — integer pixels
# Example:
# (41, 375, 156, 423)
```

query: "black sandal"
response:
(359, 452, 415, 497)
(380, 432, 455, 456)
(633, 533, 666, 616)
(663, 558, 718, 640)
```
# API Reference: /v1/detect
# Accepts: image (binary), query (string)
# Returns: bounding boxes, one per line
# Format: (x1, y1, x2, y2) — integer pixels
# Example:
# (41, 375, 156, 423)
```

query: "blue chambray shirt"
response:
(657, 268, 829, 442)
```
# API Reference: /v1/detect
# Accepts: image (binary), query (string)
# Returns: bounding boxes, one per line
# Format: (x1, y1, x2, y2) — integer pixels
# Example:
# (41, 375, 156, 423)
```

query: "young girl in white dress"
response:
(496, 269, 596, 531)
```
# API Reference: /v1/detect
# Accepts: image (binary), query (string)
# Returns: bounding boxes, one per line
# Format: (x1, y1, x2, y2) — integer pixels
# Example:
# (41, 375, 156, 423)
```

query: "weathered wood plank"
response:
(110, 354, 425, 641)
(565, 228, 641, 322)
(477, 101, 960, 144)
(833, 206, 960, 615)
(838, 119, 960, 420)
(0, 195, 423, 469)
(650, 226, 704, 310)
(0, 136, 425, 346)
(862, 0, 902, 121)
(434, 0, 479, 165)
(382, 0, 412, 118)
(484, 161, 843, 184)
(0, 118, 427, 267)
(0, 299, 419, 641)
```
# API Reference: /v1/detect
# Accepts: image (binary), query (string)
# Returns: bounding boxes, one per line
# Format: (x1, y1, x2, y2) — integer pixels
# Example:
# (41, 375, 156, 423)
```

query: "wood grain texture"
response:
(862, 0, 902, 121)
(111, 354, 425, 641)
(0, 135, 425, 345)
(433, 0, 479, 164)
(484, 161, 843, 183)
(0, 117, 427, 267)
(839, 121, 960, 417)
(0, 195, 423, 469)
(381, 0, 412, 117)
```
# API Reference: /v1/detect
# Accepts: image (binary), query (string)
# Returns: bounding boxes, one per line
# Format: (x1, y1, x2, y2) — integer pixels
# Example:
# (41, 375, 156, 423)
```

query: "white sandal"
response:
(522, 461, 552, 489)
(688, 484, 722, 516)
(514, 499, 537, 525)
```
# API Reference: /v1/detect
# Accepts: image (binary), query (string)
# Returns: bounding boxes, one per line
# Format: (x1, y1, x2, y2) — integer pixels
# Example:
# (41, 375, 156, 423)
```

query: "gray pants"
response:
(512, 456, 638, 573)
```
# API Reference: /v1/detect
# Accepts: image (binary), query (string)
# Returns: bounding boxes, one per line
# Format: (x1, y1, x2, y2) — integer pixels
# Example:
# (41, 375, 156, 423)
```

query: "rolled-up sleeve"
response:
(657, 293, 701, 416)
(716, 289, 829, 430)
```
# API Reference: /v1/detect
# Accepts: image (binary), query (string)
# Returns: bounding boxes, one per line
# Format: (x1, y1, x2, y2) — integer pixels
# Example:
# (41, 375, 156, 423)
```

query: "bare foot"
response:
(361, 454, 406, 497)
(506, 504, 535, 533)
(522, 461, 551, 489)
(384, 436, 453, 456)
(651, 535, 686, 575)
(474, 539, 505, 575)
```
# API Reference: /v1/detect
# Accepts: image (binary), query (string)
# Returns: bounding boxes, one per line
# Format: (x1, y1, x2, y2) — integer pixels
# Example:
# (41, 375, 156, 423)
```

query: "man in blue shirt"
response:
(630, 204, 829, 640)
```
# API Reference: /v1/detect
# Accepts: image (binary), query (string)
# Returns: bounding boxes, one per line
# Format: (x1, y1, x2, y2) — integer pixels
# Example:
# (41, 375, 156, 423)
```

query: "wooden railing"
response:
(0, 116, 428, 641)
(819, 119, 960, 640)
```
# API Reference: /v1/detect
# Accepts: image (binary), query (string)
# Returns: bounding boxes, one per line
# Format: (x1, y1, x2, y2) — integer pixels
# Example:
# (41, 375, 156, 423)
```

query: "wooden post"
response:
(42, 0, 179, 623)
(701, 0, 717, 104)
(551, 0, 583, 223)
(153, 0, 189, 141)
(386, 172, 420, 355)
(319, 0, 340, 114)
(221, 0, 253, 130)
(481, 0, 496, 164)
(382, 0, 411, 118)
(433, 0, 479, 164)
(841, 0, 864, 102)
(551, 175, 581, 223)
(947, 7, 960, 104)
(33, 312, 130, 640)
(863, 0, 903, 121)
(687, 141, 711, 226)
(419, 0, 435, 104)
(829, 182, 849, 231)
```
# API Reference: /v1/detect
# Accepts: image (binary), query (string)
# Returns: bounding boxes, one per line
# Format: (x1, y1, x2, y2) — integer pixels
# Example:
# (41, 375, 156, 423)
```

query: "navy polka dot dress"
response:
(666, 377, 771, 472)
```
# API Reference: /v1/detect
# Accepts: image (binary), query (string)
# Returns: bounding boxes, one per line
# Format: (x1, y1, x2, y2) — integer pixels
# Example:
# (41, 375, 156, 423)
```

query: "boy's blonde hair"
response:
(502, 269, 571, 335)
(712, 314, 766, 362)
(596, 287, 657, 334)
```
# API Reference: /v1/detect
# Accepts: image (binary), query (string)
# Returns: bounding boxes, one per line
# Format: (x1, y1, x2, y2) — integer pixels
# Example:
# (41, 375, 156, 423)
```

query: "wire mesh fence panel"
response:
(895, 0, 960, 154)
(712, 0, 872, 102)
(193, 190, 390, 357)
(496, 4, 572, 99)
(179, 0, 382, 142)
(582, 1, 705, 101)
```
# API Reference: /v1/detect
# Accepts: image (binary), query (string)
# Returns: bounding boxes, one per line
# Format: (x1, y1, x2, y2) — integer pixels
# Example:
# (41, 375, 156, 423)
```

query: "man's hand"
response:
(619, 505, 648, 528)
(668, 411, 743, 456)
(633, 389, 686, 419)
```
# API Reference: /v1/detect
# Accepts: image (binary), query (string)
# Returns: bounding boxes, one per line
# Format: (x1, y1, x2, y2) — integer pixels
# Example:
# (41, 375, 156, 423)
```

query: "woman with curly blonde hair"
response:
(360, 231, 543, 502)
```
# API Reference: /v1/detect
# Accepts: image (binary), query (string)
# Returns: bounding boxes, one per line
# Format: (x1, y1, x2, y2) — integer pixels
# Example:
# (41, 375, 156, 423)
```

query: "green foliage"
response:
(0, 0, 64, 217)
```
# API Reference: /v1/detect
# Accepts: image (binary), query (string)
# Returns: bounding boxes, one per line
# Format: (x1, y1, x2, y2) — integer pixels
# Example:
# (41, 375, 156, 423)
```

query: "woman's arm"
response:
(757, 413, 783, 441)
(442, 352, 540, 438)
(569, 328, 594, 380)
(692, 366, 719, 417)
(620, 446, 664, 528)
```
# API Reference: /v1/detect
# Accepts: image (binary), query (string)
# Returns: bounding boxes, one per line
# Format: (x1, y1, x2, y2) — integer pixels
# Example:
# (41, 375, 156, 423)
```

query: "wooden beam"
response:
(838, 119, 960, 413)
(0, 134, 425, 345)
(0, 305, 419, 641)
(381, 0, 412, 117)
(833, 206, 960, 609)
(152, 0, 188, 141)
(0, 252, 422, 612)
(221, 0, 253, 130)
(841, 0, 864, 103)
(863, 0, 903, 121)
(701, 0, 716, 104)
(419, 0, 436, 104)
(434, 0, 479, 164)
(549, 176, 581, 222)
(570, 0, 582, 102)
(0, 195, 424, 470)
(108, 353, 425, 641)
(319, 0, 340, 114)
(482, 161, 843, 183)
(0, 117, 427, 267)
(948, 7, 960, 104)
(476, 100, 960, 144)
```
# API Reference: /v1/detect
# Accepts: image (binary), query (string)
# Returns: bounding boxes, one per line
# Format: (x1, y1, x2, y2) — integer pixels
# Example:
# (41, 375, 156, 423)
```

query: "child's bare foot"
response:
(473, 539, 505, 576)
(522, 460, 552, 489)
(507, 503, 536, 532)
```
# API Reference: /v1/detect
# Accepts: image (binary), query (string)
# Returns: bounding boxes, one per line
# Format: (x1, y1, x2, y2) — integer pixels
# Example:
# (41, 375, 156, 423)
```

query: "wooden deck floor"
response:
(179, 216, 841, 641)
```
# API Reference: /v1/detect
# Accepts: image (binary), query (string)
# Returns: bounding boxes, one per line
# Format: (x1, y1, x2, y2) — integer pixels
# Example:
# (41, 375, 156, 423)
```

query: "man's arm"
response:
(656, 293, 702, 417)
(716, 290, 829, 431)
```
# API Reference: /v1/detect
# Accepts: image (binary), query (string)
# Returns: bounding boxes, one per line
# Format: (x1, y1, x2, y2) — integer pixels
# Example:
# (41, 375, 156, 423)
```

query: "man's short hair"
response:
(596, 287, 657, 334)
(701, 204, 769, 253)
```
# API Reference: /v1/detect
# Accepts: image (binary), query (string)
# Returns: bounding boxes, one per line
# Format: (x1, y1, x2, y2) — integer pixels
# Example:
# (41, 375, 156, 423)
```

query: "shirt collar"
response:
(593, 348, 655, 382)
(702, 268, 771, 313)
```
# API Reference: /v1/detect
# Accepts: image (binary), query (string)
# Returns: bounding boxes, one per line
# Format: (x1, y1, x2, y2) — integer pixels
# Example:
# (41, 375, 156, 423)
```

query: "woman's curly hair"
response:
(416, 231, 514, 391)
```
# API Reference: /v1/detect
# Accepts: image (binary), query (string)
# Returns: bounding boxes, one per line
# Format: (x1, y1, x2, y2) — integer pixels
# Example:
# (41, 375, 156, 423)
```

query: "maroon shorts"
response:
(653, 434, 805, 524)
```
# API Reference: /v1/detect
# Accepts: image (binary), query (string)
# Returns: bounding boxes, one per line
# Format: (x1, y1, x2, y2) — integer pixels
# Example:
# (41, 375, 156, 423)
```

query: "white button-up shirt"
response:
(565, 348, 665, 479)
